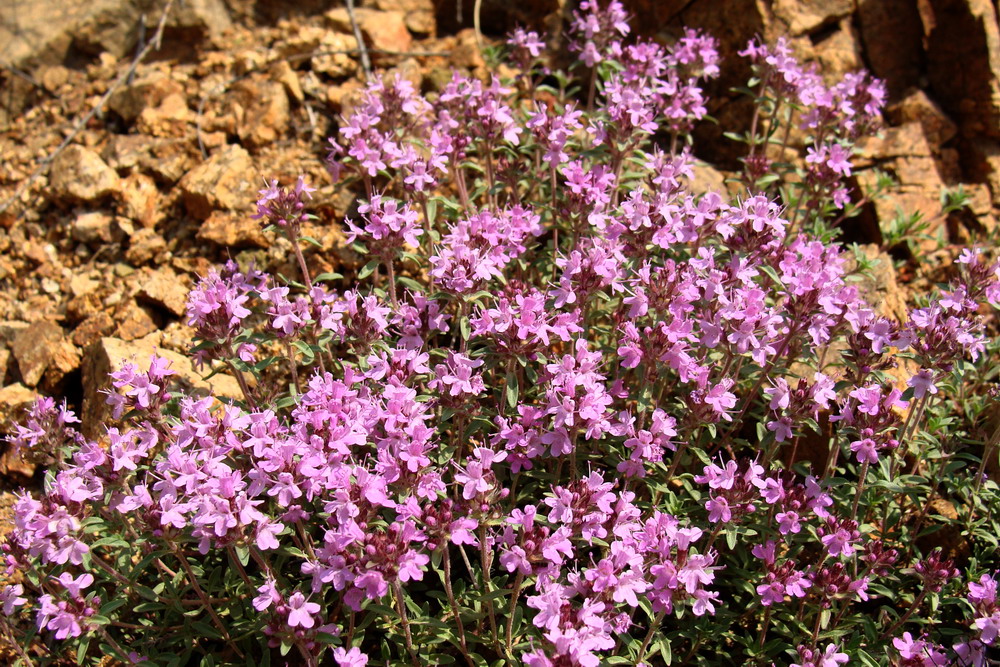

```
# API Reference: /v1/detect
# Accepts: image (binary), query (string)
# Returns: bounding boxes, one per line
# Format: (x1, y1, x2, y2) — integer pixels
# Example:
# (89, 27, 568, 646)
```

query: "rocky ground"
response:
(0, 0, 997, 492)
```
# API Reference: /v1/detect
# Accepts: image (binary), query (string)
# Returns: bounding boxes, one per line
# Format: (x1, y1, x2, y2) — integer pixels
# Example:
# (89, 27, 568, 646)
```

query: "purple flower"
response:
(334, 647, 369, 667)
(253, 578, 281, 612)
(56, 572, 93, 598)
(907, 368, 939, 399)
(849, 437, 879, 464)
(0, 584, 27, 616)
(976, 611, 1000, 644)
(252, 176, 315, 230)
(286, 591, 321, 628)
(969, 574, 998, 605)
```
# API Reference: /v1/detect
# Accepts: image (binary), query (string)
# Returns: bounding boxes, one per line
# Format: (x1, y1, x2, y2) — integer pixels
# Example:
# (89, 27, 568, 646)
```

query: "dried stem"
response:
(171, 545, 245, 659)
(345, 0, 373, 81)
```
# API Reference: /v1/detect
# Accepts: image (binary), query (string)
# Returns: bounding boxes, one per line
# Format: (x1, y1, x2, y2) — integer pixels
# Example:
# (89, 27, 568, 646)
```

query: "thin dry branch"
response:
(344, 0, 373, 82)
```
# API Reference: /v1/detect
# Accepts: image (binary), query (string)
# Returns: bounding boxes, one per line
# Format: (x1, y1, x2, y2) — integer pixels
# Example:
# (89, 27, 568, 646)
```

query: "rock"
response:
(118, 173, 162, 228)
(20, 240, 58, 267)
(49, 146, 119, 203)
(854, 120, 951, 253)
(69, 274, 100, 299)
(43, 339, 82, 392)
(0, 446, 36, 483)
(270, 61, 304, 103)
(67, 289, 105, 324)
(71, 211, 115, 244)
(0, 322, 30, 347)
(967, 139, 1000, 207)
(108, 71, 186, 123)
(450, 29, 486, 71)
(856, 123, 933, 163)
(114, 302, 160, 341)
(38, 65, 70, 93)
(404, 9, 434, 36)
(197, 210, 270, 248)
(369, 0, 435, 36)
(310, 33, 358, 79)
(325, 7, 413, 54)
(178, 144, 256, 219)
(888, 89, 959, 151)
(369, 0, 431, 13)
(81, 336, 244, 438)
(228, 78, 290, 148)
(171, 256, 214, 278)
(11, 322, 62, 387)
(72, 313, 115, 348)
(125, 228, 168, 265)
(138, 268, 190, 317)
(0, 384, 39, 433)
(142, 138, 199, 183)
(924, 0, 1000, 141)
(136, 92, 195, 138)
(689, 161, 728, 194)
(804, 19, 863, 82)
(11, 321, 73, 388)
(164, 0, 233, 47)
(102, 134, 155, 171)
(0, 0, 134, 67)
(772, 0, 852, 36)
(0, 74, 35, 128)
(963, 182, 993, 215)
(856, 0, 924, 100)
(327, 79, 366, 113)
(102, 135, 197, 183)
(10, 0, 233, 64)
(0, 349, 9, 384)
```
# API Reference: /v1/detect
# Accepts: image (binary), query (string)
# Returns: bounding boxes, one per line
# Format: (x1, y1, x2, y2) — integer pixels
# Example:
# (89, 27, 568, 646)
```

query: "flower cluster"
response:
(2, 5, 998, 667)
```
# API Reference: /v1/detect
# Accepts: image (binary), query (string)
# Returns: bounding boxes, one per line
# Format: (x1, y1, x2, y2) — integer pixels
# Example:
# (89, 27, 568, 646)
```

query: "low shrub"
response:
(3, 2, 999, 665)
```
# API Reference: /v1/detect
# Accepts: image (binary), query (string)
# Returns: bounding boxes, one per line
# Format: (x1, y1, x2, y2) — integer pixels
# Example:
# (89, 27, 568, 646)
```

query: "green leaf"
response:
(100, 598, 127, 615)
(505, 371, 519, 409)
(358, 260, 380, 280)
(76, 636, 91, 664)
(91, 536, 131, 549)
(292, 340, 316, 363)
(425, 199, 437, 228)
(135, 585, 160, 602)
(398, 276, 425, 292)
(234, 545, 250, 567)
(658, 639, 673, 665)
(757, 264, 784, 288)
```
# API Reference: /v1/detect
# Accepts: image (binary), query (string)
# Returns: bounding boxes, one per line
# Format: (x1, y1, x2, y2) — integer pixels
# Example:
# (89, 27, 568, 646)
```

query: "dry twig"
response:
(344, 0, 373, 81)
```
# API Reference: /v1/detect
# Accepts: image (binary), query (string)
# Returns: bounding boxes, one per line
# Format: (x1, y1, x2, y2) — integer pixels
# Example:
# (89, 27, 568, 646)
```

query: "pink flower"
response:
(849, 437, 879, 464)
(976, 611, 1000, 644)
(0, 584, 26, 615)
(334, 647, 370, 667)
(907, 368, 939, 399)
(253, 578, 281, 612)
(286, 591, 321, 628)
